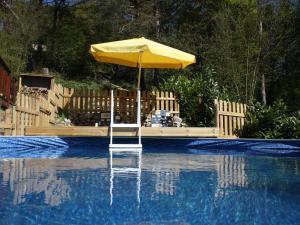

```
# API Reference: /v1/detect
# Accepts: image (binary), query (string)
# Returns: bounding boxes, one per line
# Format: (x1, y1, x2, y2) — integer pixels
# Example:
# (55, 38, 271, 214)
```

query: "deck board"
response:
(25, 126, 219, 137)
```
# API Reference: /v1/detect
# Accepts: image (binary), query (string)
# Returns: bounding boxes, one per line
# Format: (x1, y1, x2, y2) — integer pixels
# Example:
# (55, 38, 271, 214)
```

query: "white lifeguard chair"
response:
(109, 89, 142, 151)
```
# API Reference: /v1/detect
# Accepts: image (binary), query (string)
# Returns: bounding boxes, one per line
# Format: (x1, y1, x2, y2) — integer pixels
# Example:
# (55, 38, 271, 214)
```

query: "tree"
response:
(1, 0, 299, 117)
(0, 0, 42, 74)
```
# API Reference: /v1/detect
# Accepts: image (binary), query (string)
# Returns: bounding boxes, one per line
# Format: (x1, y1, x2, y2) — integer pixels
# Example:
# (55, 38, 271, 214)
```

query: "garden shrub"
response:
(160, 68, 227, 127)
(238, 100, 300, 139)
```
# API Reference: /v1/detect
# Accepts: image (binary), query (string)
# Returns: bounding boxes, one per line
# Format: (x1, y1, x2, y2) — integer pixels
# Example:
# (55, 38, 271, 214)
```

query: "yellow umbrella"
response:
(90, 37, 196, 89)
(90, 37, 196, 149)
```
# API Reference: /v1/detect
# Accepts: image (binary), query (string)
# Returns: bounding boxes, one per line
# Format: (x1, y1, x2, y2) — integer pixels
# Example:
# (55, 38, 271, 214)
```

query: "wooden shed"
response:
(19, 72, 54, 91)
(0, 57, 16, 109)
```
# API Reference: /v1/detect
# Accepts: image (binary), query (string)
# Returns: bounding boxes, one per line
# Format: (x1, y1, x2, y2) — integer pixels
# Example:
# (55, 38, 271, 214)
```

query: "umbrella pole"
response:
(137, 52, 142, 90)
(137, 53, 142, 145)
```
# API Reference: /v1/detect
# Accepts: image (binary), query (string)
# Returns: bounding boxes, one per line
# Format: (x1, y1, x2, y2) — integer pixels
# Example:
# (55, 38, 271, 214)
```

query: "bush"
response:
(238, 100, 300, 139)
(160, 68, 227, 127)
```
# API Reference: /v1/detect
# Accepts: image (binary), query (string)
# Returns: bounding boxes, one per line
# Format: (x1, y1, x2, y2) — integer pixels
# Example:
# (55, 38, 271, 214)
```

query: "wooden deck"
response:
(25, 126, 219, 137)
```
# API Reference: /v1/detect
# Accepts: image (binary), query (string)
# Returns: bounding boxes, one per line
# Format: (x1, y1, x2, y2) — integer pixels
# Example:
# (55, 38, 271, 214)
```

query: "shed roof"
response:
(0, 57, 11, 73)
(20, 73, 54, 78)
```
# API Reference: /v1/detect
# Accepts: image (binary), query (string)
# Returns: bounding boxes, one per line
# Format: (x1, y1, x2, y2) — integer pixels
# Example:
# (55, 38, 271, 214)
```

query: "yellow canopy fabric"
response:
(90, 37, 196, 69)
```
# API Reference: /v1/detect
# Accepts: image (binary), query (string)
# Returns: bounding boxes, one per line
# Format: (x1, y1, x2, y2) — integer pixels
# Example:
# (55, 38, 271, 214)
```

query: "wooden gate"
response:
(215, 100, 247, 137)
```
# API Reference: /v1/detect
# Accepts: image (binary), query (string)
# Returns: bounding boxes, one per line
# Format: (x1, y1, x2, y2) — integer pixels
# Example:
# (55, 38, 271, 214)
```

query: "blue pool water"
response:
(0, 138, 300, 225)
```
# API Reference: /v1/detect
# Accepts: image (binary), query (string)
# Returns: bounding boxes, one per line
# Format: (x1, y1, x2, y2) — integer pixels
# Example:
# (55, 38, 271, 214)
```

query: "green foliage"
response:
(203, 1, 260, 103)
(55, 72, 106, 91)
(238, 100, 300, 139)
(57, 79, 106, 90)
(1, 0, 300, 129)
(56, 108, 69, 122)
(161, 68, 227, 127)
(0, 1, 42, 75)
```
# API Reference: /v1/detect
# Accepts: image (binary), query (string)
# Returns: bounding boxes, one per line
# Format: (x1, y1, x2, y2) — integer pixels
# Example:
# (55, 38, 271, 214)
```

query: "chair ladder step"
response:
(111, 123, 140, 128)
(109, 144, 142, 152)
(112, 168, 140, 173)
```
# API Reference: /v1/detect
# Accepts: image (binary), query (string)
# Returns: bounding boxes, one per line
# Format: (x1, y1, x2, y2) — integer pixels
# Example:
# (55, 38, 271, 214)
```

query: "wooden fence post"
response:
(214, 99, 219, 135)
(233, 102, 237, 134)
(237, 102, 241, 130)
(20, 93, 25, 136)
(4, 107, 11, 135)
(242, 104, 246, 127)
(12, 105, 16, 136)
(228, 102, 232, 136)
(219, 100, 224, 137)
(224, 101, 228, 137)
(35, 95, 40, 127)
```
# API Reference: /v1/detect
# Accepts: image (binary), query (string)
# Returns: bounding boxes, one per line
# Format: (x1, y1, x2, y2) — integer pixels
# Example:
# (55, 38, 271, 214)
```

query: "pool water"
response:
(0, 138, 300, 225)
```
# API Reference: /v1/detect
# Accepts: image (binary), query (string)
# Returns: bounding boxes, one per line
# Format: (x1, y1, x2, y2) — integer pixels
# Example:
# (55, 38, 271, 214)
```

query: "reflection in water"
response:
(109, 150, 142, 206)
(1, 159, 70, 206)
(0, 154, 250, 207)
(154, 168, 179, 196)
(215, 155, 248, 197)
(0, 152, 299, 224)
(0, 157, 108, 206)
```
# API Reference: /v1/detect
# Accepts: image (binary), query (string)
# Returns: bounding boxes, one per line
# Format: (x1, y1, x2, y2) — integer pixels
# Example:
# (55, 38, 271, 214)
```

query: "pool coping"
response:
(24, 126, 220, 137)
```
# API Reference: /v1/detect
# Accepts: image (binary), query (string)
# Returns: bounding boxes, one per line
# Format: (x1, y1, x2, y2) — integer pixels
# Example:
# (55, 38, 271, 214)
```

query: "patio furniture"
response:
(90, 37, 196, 151)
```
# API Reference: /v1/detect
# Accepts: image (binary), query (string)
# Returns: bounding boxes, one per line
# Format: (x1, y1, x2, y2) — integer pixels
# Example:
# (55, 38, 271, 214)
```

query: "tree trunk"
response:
(154, 0, 160, 38)
(259, 20, 266, 104)
(261, 73, 266, 104)
(257, 1, 267, 104)
(0, 0, 19, 20)
(153, 0, 160, 86)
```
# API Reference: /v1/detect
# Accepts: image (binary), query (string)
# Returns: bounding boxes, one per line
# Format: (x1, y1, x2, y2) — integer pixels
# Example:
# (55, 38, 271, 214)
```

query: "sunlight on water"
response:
(0, 148, 299, 225)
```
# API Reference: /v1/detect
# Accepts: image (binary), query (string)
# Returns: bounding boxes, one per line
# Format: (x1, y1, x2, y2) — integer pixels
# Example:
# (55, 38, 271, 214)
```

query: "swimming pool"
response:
(0, 137, 300, 225)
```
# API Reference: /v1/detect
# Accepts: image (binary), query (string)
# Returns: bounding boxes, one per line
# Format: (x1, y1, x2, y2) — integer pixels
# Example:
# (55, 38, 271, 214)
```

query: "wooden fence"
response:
(1, 83, 248, 137)
(63, 88, 180, 125)
(0, 84, 64, 135)
(215, 99, 247, 137)
(0, 86, 179, 134)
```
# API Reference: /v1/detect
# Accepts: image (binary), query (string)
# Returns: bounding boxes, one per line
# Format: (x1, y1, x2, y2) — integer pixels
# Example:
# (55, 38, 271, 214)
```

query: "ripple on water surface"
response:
(0, 146, 299, 225)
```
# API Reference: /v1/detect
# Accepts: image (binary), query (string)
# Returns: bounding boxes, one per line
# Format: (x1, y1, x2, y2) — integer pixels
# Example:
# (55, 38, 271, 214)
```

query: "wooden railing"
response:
(1, 89, 249, 137)
(0, 86, 179, 134)
(0, 83, 64, 135)
(0, 94, 39, 135)
(63, 88, 180, 125)
(0, 107, 15, 135)
(215, 100, 247, 137)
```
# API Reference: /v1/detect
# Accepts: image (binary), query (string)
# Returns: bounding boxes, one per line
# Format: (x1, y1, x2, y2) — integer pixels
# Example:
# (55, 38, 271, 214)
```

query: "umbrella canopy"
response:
(90, 37, 196, 69)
